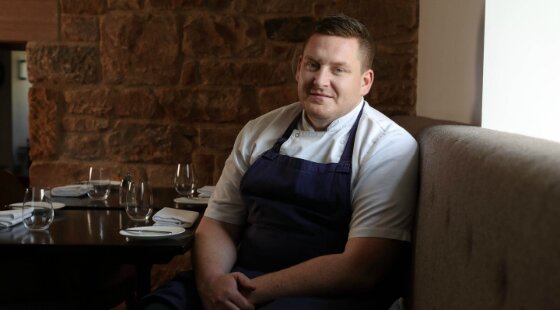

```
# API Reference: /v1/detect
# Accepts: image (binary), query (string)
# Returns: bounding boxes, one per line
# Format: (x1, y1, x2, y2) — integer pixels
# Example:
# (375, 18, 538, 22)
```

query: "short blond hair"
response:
(304, 15, 374, 72)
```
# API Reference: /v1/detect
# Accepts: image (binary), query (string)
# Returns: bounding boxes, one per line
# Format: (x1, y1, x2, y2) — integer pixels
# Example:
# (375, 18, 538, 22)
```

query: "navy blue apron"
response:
(137, 103, 404, 309)
(236, 104, 364, 273)
(236, 104, 403, 309)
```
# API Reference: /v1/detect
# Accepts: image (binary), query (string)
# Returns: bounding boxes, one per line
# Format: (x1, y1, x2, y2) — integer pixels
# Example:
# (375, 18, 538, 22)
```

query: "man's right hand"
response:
(199, 272, 256, 310)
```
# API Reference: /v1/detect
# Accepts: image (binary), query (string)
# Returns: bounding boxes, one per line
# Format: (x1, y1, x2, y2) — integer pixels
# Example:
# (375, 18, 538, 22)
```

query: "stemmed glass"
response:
(125, 181, 153, 222)
(22, 187, 55, 231)
(174, 163, 196, 198)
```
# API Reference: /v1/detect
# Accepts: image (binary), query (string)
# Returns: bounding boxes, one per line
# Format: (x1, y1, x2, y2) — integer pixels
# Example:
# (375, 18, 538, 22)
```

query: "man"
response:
(142, 14, 418, 309)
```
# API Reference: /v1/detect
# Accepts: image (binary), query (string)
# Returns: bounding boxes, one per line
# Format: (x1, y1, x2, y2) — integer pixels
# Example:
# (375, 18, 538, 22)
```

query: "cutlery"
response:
(123, 229, 173, 234)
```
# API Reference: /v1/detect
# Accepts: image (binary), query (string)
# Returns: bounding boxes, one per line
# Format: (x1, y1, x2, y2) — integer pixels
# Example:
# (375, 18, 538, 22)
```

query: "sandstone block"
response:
(65, 134, 103, 160)
(63, 116, 110, 132)
(108, 88, 162, 119)
(65, 88, 113, 116)
(157, 88, 243, 123)
(234, 0, 312, 14)
(341, 0, 418, 39)
(30, 161, 90, 187)
(145, 164, 177, 187)
(264, 17, 315, 42)
(257, 85, 298, 114)
(100, 12, 179, 84)
(61, 15, 99, 42)
(374, 55, 417, 81)
(26, 43, 100, 86)
(28, 88, 60, 161)
(193, 152, 215, 188)
(183, 15, 264, 58)
(371, 81, 416, 107)
(106, 120, 195, 164)
(199, 125, 242, 151)
(264, 43, 298, 62)
(180, 61, 199, 86)
(145, 0, 204, 9)
(108, 0, 143, 10)
(200, 61, 290, 86)
(61, 0, 107, 14)
(213, 152, 229, 183)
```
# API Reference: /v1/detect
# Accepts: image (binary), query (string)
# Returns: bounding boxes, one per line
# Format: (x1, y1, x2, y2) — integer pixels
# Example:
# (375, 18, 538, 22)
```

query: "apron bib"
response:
(237, 104, 364, 272)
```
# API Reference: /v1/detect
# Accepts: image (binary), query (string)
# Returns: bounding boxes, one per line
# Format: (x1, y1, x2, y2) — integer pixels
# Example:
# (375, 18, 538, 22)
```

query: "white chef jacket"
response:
(204, 99, 418, 242)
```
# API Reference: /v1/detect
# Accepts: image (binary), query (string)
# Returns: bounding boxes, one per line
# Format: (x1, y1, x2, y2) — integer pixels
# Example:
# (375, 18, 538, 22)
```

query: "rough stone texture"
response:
(100, 12, 179, 85)
(234, 0, 313, 14)
(264, 17, 315, 42)
(63, 116, 110, 132)
(61, 15, 99, 42)
(108, 0, 143, 10)
(199, 125, 243, 151)
(257, 85, 298, 114)
(26, 0, 419, 187)
(106, 120, 195, 164)
(27, 43, 100, 86)
(183, 15, 265, 58)
(109, 88, 162, 119)
(64, 133, 103, 160)
(29, 161, 89, 187)
(28, 88, 60, 161)
(65, 88, 113, 116)
(199, 61, 290, 86)
(61, 0, 107, 14)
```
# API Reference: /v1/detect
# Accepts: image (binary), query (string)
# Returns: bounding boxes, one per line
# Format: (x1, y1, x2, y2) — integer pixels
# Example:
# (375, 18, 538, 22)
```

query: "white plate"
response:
(174, 197, 209, 205)
(9, 202, 65, 210)
(119, 226, 186, 240)
(80, 180, 121, 187)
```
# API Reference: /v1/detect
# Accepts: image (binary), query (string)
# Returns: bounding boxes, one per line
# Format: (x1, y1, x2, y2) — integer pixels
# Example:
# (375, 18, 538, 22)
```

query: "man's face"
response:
(296, 34, 374, 130)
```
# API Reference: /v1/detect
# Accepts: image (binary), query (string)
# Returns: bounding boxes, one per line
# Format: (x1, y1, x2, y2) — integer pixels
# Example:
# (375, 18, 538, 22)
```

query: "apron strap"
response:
(339, 102, 365, 164)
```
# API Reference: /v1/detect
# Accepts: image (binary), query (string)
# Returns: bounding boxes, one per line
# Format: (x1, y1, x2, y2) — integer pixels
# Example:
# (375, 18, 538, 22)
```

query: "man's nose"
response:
(313, 68, 330, 87)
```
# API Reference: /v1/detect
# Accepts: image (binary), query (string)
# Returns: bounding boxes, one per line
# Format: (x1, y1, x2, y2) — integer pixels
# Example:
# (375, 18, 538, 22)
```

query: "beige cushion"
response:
(410, 125, 560, 309)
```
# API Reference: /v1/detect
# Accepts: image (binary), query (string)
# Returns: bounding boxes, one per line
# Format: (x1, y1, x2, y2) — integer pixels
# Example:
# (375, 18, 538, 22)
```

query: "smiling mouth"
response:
(309, 92, 332, 99)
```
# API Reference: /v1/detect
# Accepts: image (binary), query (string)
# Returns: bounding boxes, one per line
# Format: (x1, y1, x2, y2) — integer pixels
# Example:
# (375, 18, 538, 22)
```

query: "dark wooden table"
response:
(0, 187, 207, 298)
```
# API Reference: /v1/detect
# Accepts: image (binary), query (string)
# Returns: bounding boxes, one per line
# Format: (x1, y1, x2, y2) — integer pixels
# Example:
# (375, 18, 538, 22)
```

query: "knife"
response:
(124, 229, 173, 234)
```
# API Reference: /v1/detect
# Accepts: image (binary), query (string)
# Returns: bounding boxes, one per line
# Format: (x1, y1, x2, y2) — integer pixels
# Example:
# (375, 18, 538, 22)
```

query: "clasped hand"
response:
(200, 272, 256, 310)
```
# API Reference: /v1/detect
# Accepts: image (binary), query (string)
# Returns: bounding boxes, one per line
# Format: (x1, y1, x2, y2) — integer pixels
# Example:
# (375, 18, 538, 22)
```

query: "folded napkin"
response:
(51, 184, 89, 197)
(152, 207, 199, 228)
(197, 185, 216, 198)
(0, 208, 33, 228)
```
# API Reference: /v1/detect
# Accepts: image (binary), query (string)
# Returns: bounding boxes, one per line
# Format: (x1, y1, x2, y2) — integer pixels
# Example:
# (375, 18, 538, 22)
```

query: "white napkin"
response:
(51, 184, 89, 197)
(197, 185, 215, 198)
(152, 207, 199, 228)
(0, 208, 33, 228)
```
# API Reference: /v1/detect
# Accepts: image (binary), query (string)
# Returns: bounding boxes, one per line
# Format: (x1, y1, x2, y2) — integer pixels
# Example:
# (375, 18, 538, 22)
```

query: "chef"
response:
(140, 14, 418, 310)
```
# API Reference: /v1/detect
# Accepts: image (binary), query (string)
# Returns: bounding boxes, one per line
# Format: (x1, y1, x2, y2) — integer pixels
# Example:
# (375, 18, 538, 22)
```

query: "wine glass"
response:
(87, 166, 111, 200)
(22, 187, 55, 231)
(174, 163, 196, 198)
(125, 181, 153, 221)
(119, 172, 134, 207)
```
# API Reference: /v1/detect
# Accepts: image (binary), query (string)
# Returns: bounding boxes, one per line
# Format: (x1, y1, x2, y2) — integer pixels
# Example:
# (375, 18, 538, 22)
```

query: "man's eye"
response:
(305, 62, 319, 70)
(334, 67, 346, 74)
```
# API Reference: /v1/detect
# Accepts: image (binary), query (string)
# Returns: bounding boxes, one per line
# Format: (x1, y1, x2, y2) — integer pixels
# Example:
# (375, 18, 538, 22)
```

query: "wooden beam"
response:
(0, 0, 58, 43)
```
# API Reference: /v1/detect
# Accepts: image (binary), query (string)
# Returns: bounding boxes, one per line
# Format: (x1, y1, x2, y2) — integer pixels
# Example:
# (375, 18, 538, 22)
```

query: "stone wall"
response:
(27, 0, 418, 187)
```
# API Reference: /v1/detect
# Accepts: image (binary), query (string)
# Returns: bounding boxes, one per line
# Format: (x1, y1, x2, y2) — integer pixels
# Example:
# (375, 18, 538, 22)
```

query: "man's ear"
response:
(360, 69, 374, 96)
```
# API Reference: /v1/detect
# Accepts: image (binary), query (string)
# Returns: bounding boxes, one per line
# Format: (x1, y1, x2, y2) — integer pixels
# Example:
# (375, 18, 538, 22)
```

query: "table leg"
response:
(136, 263, 153, 298)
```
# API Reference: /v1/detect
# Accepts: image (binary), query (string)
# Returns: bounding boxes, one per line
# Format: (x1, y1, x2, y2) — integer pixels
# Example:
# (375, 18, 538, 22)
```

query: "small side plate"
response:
(9, 202, 66, 210)
(119, 226, 185, 240)
(174, 197, 209, 205)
